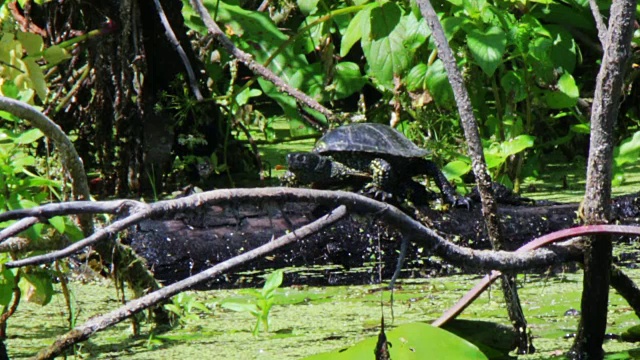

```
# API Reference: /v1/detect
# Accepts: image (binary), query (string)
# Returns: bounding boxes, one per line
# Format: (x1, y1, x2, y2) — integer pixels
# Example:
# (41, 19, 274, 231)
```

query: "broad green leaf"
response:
(546, 25, 577, 73)
(332, 62, 366, 99)
(235, 87, 262, 107)
(499, 135, 535, 157)
(21, 271, 54, 306)
(11, 154, 37, 172)
(14, 128, 44, 144)
(43, 45, 71, 65)
(369, 2, 401, 39)
(484, 153, 505, 169)
(48, 216, 66, 233)
(289, 63, 325, 102)
(262, 269, 284, 297)
(16, 31, 43, 56)
(530, 3, 595, 32)
(614, 131, 640, 167)
(0, 268, 15, 307)
(544, 73, 579, 109)
(443, 160, 471, 178)
(466, 26, 506, 76)
(1, 80, 19, 99)
(23, 58, 48, 101)
(361, 2, 411, 87)
(297, 0, 319, 15)
(406, 62, 429, 91)
(403, 11, 430, 51)
(462, 0, 488, 19)
(441, 17, 468, 41)
(302, 322, 488, 359)
(183, 1, 308, 84)
(340, 5, 376, 57)
(221, 301, 259, 314)
(500, 71, 526, 103)
(425, 60, 454, 107)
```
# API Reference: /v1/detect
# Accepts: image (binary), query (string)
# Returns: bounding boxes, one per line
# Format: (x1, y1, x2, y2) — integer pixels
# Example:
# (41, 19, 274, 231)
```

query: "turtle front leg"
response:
(421, 159, 470, 209)
(280, 171, 300, 187)
(363, 158, 397, 202)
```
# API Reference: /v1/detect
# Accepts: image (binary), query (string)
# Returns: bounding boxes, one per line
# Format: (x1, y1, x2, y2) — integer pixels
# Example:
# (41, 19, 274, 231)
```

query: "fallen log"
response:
(124, 192, 640, 288)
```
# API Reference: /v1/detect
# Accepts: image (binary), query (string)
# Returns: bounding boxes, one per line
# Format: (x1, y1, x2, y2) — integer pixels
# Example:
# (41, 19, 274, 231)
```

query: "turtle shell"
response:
(313, 123, 429, 158)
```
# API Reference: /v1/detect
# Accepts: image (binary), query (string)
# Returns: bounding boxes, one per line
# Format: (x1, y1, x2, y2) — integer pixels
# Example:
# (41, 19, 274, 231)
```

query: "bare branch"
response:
(33, 205, 348, 360)
(6, 207, 150, 268)
(573, 0, 637, 355)
(152, 0, 203, 101)
(187, 0, 335, 126)
(0, 200, 137, 223)
(0, 217, 41, 242)
(589, 0, 608, 47)
(0, 96, 93, 235)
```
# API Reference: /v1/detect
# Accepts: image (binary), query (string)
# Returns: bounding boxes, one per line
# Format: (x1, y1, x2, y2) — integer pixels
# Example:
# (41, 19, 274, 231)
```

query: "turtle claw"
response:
(363, 184, 395, 203)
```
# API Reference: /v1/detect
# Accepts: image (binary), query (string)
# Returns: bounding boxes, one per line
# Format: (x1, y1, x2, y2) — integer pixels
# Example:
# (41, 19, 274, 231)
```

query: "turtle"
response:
(283, 123, 469, 208)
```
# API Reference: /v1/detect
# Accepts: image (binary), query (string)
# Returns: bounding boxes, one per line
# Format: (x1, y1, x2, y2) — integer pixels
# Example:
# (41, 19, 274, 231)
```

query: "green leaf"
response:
(546, 25, 576, 73)
(235, 87, 262, 107)
(23, 58, 48, 101)
(43, 45, 71, 65)
(332, 62, 366, 99)
(16, 31, 43, 56)
(262, 269, 283, 297)
(289, 63, 325, 102)
(297, 0, 319, 15)
(544, 73, 579, 109)
(14, 128, 44, 144)
(362, 2, 411, 87)
(466, 26, 506, 76)
(425, 60, 454, 107)
(183, 1, 308, 90)
(499, 135, 535, 157)
(48, 216, 66, 233)
(302, 322, 488, 359)
(614, 130, 640, 167)
(406, 62, 428, 91)
(484, 153, 505, 169)
(443, 160, 472, 178)
(500, 71, 526, 103)
(21, 271, 54, 306)
(2, 80, 19, 99)
(0, 268, 15, 307)
(340, 5, 375, 57)
(402, 11, 430, 51)
(570, 123, 590, 134)
(222, 301, 259, 314)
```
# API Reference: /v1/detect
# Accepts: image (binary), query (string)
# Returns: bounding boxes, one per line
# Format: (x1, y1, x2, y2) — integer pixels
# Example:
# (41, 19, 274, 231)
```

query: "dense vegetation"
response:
(1, 0, 640, 358)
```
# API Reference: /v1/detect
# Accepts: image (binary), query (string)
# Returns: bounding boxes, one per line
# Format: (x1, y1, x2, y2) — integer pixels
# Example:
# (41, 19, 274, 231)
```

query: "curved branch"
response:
(152, 0, 203, 101)
(0, 96, 93, 235)
(34, 205, 348, 360)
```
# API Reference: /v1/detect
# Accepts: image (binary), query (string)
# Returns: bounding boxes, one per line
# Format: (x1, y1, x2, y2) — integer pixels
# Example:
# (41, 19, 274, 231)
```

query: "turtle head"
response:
(286, 152, 332, 184)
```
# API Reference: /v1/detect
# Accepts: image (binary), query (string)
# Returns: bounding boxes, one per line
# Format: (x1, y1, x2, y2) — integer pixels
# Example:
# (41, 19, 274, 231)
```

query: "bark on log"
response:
(124, 192, 640, 288)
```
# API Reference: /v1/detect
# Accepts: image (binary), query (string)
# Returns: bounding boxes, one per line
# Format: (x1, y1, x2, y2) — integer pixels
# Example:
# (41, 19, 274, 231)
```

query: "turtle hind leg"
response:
(420, 159, 470, 209)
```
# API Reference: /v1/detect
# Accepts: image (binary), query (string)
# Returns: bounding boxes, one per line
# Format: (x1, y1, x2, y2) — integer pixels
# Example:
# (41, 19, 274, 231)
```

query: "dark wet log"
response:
(124, 192, 640, 288)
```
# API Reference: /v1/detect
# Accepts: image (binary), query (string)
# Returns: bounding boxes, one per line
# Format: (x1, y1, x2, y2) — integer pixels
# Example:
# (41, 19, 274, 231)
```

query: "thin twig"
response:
(152, 0, 203, 101)
(0, 217, 41, 242)
(589, 0, 608, 47)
